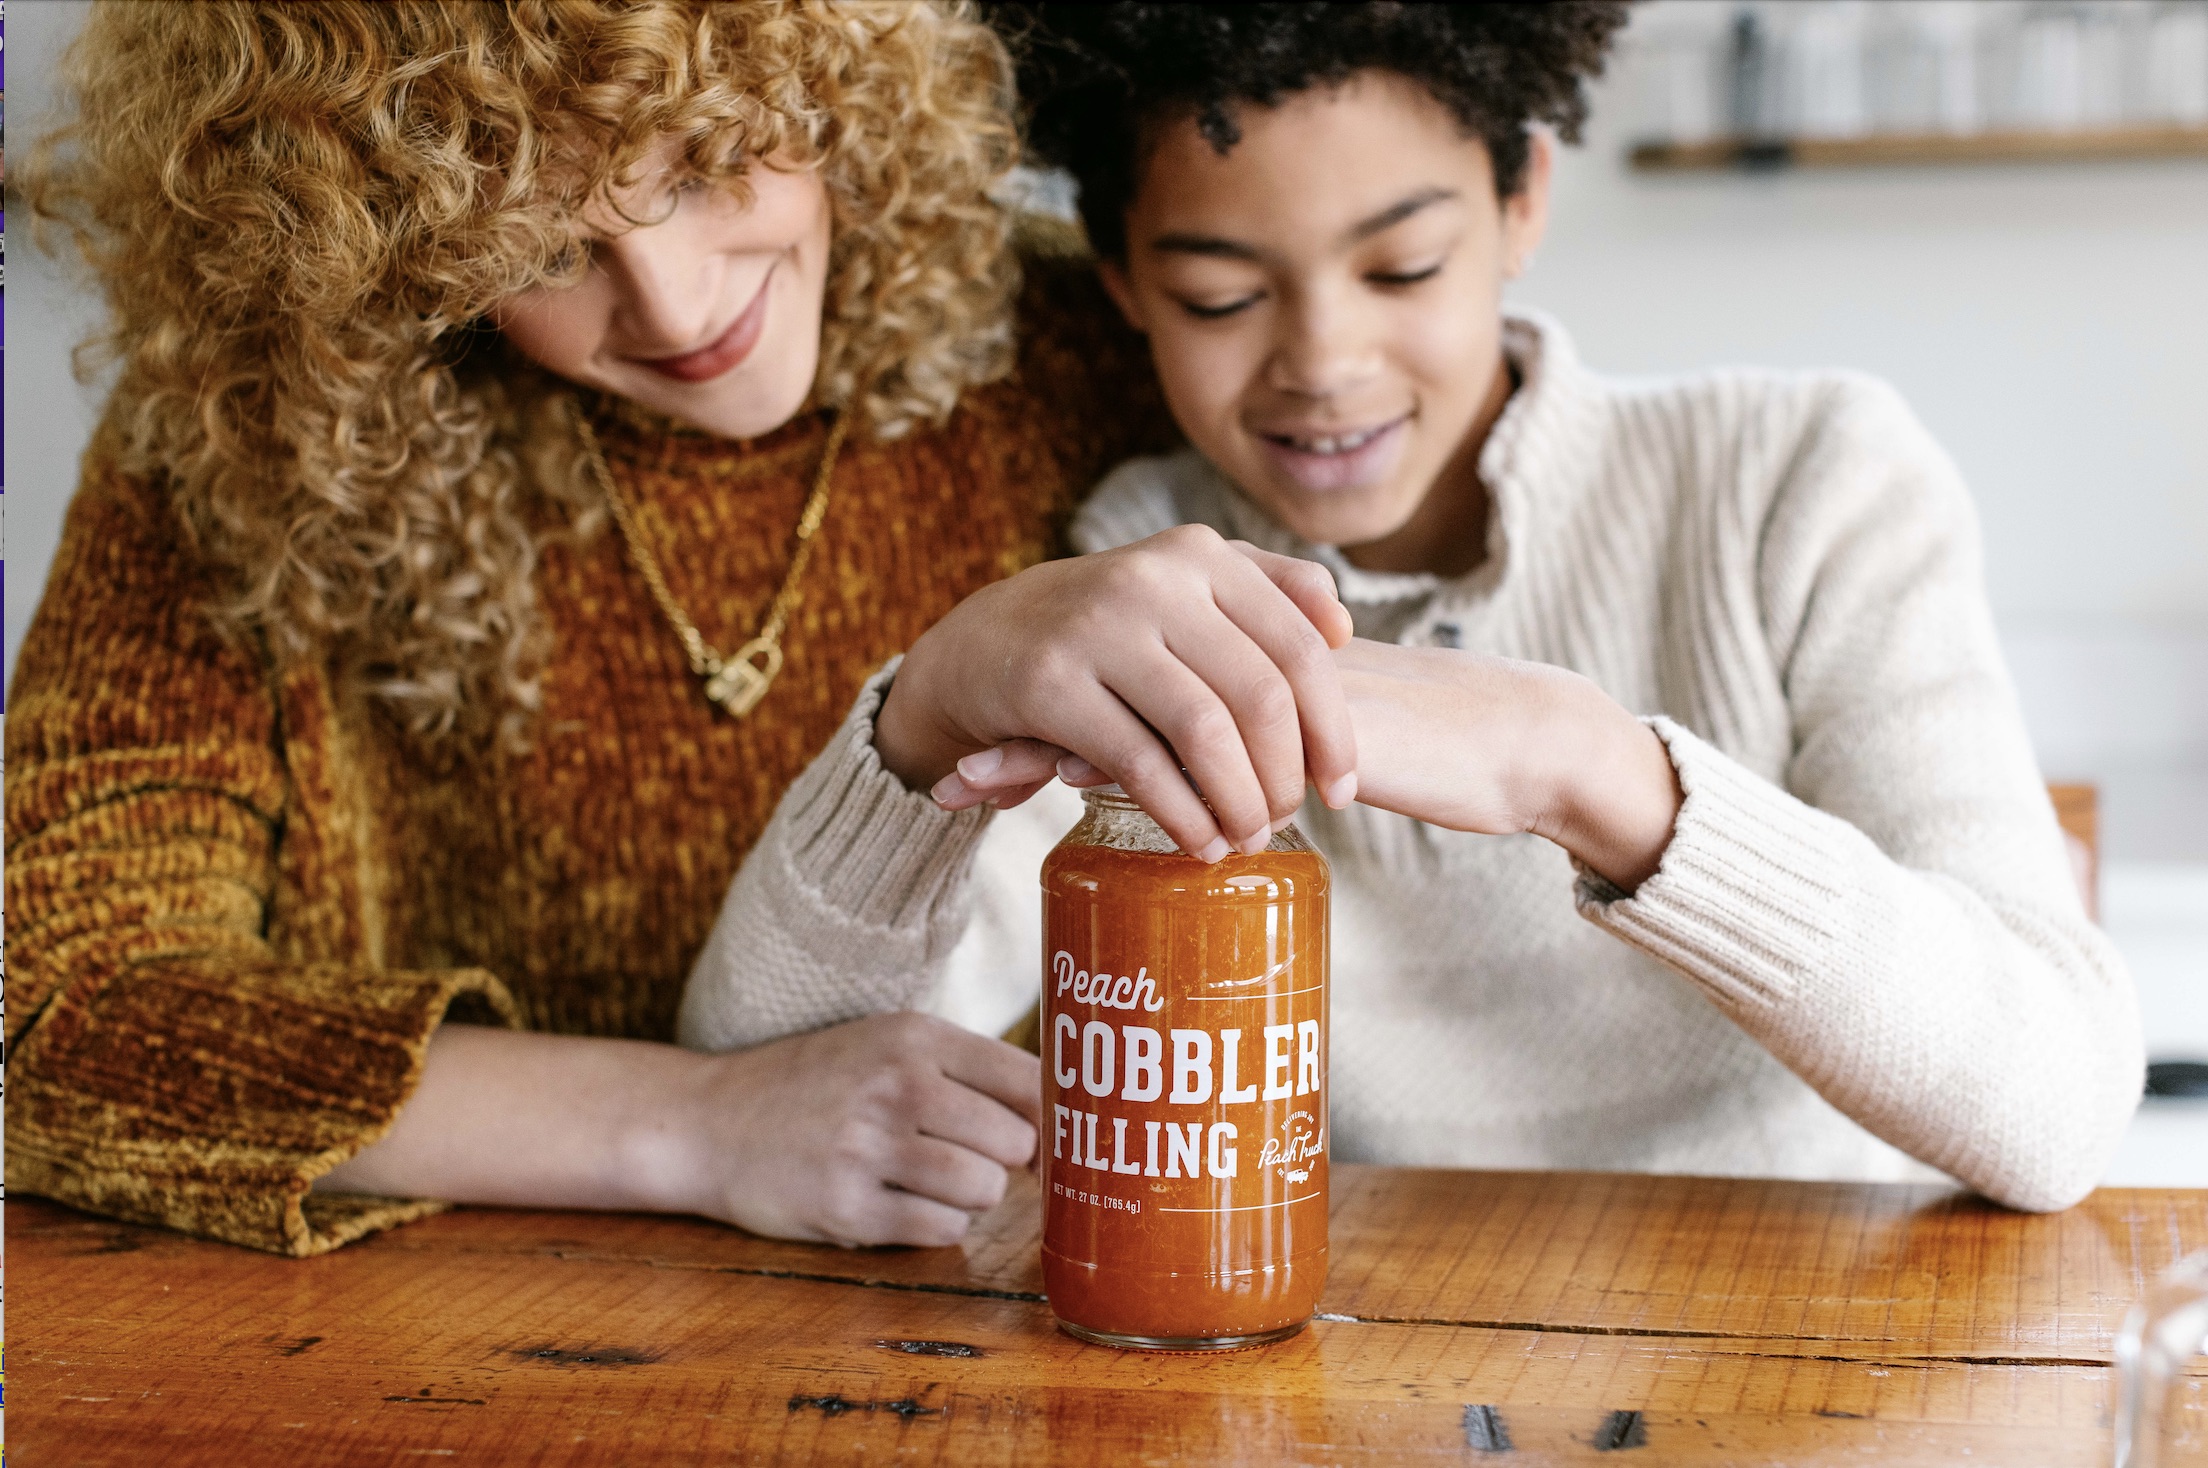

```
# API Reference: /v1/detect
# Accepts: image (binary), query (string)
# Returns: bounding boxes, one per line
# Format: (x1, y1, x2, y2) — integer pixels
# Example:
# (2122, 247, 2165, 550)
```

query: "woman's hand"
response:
(315, 1015, 1041, 1249)
(685, 1012, 1041, 1247)
(872, 525, 1360, 863)
(1330, 639, 1683, 890)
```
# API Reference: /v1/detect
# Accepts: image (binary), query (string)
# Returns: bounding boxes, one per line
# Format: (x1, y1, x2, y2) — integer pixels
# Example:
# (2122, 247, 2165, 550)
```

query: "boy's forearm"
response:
(1528, 684, 1685, 892)
(1335, 642, 1682, 891)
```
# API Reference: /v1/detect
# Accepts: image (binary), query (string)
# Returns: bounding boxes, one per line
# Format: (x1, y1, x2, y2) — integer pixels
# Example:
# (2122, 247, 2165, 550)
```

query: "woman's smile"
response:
(629, 262, 777, 383)
(492, 144, 831, 439)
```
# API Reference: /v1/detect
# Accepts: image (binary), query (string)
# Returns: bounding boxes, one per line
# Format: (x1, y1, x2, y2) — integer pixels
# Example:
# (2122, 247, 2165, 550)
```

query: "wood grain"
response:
(15, 1168, 2208, 1465)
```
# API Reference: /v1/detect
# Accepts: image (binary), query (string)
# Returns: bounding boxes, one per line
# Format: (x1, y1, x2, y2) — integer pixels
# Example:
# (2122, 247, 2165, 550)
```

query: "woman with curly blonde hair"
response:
(8, 0, 1362, 1256)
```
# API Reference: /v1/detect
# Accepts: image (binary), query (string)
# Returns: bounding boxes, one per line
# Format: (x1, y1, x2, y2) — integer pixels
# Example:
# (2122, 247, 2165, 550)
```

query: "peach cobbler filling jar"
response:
(1040, 787, 1330, 1351)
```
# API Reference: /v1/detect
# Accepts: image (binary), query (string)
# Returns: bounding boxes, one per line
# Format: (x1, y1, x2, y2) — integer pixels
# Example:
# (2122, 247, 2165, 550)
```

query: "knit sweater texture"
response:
(4, 261, 1171, 1255)
(681, 311, 2143, 1213)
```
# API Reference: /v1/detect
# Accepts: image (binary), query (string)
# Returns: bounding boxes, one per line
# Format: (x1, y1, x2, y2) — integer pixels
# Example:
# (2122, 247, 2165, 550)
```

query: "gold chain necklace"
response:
(571, 398, 849, 718)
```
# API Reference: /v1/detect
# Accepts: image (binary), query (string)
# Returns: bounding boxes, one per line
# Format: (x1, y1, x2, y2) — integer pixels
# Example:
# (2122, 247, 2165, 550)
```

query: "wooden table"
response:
(14, 1168, 2208, 1465)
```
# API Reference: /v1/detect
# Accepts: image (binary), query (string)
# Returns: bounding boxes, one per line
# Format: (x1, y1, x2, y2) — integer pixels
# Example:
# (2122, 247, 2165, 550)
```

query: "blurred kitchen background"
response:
(6, 0, 2206, 1181)
(1516, 0, 2208, 1185)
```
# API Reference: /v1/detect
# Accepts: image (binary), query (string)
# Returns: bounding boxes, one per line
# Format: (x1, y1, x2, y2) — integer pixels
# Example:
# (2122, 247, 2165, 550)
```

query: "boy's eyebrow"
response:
(1147, 186, 1462, 261)
(1149, 232, 1265, 262)
(1343, 186, 1459, 243)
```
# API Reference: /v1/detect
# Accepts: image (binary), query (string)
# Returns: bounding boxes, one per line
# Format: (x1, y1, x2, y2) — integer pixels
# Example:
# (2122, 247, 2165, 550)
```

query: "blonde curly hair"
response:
(27, 0, 1020, 742)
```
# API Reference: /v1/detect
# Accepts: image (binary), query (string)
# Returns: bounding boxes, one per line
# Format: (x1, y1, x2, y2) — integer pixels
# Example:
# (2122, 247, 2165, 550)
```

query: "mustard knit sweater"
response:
(3, 261, 1169, 1256)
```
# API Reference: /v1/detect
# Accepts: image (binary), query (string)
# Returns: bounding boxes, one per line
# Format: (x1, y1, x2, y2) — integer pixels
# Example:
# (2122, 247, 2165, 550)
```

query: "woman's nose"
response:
(600, 224, 719, 353)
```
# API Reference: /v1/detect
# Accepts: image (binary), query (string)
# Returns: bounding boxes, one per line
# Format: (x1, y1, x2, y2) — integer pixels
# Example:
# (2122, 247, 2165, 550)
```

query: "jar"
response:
(1040, 786, 1330, 1350)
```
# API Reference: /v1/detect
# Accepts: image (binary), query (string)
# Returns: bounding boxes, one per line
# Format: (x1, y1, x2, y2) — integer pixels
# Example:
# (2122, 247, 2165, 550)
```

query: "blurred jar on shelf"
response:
(1787, 0, 1873, 138)
(1618, 0, 2208, 147)
(1866, 1, 1983, 133)
(2146, 1, 2208, 123)
(1610, 0, 1734, 145)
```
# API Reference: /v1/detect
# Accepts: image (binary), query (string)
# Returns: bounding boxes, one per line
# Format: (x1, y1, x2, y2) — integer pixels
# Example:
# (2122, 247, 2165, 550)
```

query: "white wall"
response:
(5, 1, 105, 709)
(1510, 9, 2208, 860)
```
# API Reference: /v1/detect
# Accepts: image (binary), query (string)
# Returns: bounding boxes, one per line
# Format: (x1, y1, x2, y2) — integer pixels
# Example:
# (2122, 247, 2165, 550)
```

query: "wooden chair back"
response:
(2048, 782, 2100, 922)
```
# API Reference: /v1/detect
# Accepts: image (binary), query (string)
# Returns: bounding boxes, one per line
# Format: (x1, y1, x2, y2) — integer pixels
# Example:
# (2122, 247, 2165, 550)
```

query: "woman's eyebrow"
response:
(1147, 185, 1462, 262)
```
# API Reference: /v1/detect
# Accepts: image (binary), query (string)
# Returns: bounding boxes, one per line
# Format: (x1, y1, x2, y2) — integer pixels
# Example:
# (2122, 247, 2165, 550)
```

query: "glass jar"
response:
(1040, 787, 1330, 1350)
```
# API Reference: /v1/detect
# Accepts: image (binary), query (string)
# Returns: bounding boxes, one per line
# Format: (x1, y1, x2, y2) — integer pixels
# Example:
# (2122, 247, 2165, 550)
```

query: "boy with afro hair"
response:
(691, 3, 2142, 1212)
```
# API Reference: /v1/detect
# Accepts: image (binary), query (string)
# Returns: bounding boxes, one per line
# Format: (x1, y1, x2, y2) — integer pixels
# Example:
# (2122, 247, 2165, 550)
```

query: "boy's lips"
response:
(629, 266, 775, 383)
(1256, 414, 1409, 493)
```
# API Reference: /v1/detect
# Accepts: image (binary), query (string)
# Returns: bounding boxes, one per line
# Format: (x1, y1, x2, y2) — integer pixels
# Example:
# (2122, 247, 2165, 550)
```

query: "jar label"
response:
(1040, 851, 1329, 1340)
(1045, 948, 1326, 1197)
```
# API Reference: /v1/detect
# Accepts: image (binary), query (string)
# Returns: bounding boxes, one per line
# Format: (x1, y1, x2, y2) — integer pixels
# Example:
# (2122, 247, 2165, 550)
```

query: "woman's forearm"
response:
(314, 1024, 708, 1214)
(314, 1013, 1046, 1248)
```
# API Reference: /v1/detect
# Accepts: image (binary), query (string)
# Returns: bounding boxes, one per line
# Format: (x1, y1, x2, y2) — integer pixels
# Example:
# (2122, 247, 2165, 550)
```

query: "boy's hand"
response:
(939, 638, 1683, 891)
(873, 525, 1359, 862)
(1331, 639, 1682, 891)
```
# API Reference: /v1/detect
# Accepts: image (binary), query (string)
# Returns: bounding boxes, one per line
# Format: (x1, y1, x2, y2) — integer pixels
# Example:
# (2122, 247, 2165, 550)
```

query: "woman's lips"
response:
(630, 266, 775, 383)
(1256, 415, 1409, 493)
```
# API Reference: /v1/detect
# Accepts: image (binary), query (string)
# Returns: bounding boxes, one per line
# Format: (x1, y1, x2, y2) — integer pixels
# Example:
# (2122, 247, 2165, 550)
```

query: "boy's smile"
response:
(1258, 413, 1409, 494)
(1100, 70, 1549, 577)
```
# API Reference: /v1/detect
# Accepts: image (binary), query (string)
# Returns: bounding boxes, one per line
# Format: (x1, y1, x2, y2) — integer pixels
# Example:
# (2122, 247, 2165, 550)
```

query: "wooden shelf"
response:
(1630, 124, 2208, 172)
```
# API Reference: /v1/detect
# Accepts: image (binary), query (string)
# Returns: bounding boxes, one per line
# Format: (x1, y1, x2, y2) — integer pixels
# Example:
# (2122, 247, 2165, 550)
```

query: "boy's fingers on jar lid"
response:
(1161, 609, 1310, 827)
(1076, 676, 1247, 861)
(1047, 686, 1237, 860)
(1207, 552, 1358, 805)
(931, 770, 982, 808)
(1228, 540, 1353, 649)
(1057, 753, 1105, 785)
(960, 739, 1064, 790)
(1110, 654, 1276, 857)
(984, 780, 1053, 810)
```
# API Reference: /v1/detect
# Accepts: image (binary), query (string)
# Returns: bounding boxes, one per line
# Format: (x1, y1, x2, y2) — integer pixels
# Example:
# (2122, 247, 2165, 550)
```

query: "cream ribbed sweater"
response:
(678, 312, 2143, 1212)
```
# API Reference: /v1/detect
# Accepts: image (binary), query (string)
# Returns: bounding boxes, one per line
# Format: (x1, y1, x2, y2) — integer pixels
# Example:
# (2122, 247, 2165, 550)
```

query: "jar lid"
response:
(1078, 784, 1143, 811)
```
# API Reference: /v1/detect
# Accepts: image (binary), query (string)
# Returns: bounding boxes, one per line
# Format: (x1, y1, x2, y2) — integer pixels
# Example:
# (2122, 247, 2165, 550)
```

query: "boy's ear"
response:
(1096, 258, 1148, 334)
(1501, 129, 1554, 279)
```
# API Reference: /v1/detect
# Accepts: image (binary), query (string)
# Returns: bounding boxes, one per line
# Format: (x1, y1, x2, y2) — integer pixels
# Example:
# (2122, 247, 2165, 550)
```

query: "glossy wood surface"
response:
(15, 1167, 2208, 1465)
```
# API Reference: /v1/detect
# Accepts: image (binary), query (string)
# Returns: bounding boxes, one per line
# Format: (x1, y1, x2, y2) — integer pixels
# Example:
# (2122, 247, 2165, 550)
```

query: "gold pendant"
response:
(704, 637, 785, 717)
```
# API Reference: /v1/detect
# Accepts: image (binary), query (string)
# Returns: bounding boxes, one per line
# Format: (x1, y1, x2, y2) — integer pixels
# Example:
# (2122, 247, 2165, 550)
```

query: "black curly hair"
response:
(997, 2, 1632, 259)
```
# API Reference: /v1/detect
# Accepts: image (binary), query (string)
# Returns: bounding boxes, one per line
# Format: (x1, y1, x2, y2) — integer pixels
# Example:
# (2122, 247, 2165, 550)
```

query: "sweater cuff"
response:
(5, 957, 520, 1257)
(778, 657, 996, 930)
(1573, 717, 1846, 1016)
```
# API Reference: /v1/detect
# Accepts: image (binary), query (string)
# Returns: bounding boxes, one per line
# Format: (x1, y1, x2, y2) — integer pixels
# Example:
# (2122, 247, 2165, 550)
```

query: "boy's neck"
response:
(1340, 352, 1516, 578)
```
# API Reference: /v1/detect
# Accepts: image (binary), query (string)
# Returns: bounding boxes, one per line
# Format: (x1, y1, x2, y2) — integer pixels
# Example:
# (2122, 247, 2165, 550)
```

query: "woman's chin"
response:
(614, 365, 818, 441)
